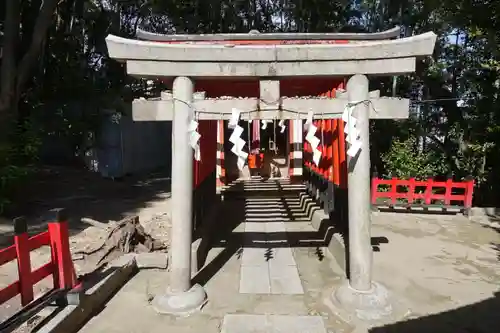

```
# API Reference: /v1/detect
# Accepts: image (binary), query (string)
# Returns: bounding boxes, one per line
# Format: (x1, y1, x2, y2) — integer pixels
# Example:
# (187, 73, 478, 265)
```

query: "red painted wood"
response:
(0, 214, 77, 307)
(371, 177, 475, 209)
(48, 220, 77, 290)
(15, 232, 34, 305)
(0, 245, 16, 266)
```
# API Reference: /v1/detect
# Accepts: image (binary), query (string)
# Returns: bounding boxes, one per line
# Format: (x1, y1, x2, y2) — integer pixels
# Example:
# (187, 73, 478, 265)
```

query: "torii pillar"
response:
(151, 77, 208, 315)
(104, 27, 437, 317)
(331, 74, 393, 320)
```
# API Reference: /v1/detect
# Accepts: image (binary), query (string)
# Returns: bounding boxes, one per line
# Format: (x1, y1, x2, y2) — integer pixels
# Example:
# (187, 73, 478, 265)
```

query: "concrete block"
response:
(469, 207, 500, 217)
(220, 314, 327, 333)
(244, 222, 267, 232)
(239, 266, 271, 294)
(135, 252, 168, 269)
(220, 314, 268, 333)
(327, 233, 347, 273)
(265, 222, 287, 232)
(241, 247, 269, 266)
(269, 264, 304, 295)
(268, 315, 327, 333)
(270, 247, 296, 266)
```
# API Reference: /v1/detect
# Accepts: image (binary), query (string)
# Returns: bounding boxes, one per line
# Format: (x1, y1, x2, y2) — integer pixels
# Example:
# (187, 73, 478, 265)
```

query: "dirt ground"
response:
(1, 168, 500, 332)
(79, 195, 500, 333)
(0, 166, 173, 325)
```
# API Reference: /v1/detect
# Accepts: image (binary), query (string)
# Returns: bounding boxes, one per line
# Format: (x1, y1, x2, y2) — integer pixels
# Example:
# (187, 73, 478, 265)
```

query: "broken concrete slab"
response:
(134, 252, 168, 270)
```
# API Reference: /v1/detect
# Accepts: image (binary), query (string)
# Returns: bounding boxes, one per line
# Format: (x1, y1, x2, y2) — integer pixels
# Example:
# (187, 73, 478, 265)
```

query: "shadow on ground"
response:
(192, 179, 384, 286)
(191, 180, 499, 333)
(371, 211, 500, 333)
(477, 211, 500, 262)
(369, 291, 500, 333)
(1, 165, 172, 246)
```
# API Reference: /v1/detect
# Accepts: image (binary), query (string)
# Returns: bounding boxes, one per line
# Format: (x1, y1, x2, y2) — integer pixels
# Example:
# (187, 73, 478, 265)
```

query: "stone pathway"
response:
(79, 178, 336, 333)
(220, 314, 327, 333)
(229, 180, 327, 331)
(77, 178, 500, 333)
(239, 197, 305, 295)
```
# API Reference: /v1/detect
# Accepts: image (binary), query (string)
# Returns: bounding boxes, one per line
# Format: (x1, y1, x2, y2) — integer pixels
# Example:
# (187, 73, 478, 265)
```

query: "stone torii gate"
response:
(105, 27, 436, 317)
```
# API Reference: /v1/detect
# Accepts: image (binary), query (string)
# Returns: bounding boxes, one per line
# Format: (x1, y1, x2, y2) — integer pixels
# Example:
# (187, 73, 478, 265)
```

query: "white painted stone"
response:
(269, 264, 304, 295)
(239, 266, 271, 294)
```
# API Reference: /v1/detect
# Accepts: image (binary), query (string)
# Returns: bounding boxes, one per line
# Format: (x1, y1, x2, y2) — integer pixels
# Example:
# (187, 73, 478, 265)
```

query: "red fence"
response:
(371, 177, 475, 212)
(0, 208, 77, 307)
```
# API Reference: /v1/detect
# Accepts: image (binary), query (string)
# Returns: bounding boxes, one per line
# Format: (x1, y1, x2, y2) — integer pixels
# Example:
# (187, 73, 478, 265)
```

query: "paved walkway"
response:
(240, 197, 305, 295)
(78, 178, 500, 333)
(80, 178, 338, 333)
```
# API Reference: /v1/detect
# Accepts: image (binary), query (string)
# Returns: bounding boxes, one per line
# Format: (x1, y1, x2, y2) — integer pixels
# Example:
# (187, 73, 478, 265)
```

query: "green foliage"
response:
(381, 138, 446, 179)
(2, 0, 500, 206)
(0, 120, 41, 214)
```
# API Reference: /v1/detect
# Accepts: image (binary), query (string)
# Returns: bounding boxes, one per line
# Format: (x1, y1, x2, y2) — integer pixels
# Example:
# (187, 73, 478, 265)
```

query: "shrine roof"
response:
(105, 27, 437, 78)
(135, 27, 401, 43)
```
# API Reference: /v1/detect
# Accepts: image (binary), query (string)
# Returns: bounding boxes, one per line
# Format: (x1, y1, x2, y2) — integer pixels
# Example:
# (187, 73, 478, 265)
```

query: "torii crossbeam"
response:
(131, 87, 409, 121)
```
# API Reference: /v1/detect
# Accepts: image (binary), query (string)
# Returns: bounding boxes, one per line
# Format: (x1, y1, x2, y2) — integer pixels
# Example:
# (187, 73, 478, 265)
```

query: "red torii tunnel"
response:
(188, 79, 350, 222)
(186, 81, 350, 237)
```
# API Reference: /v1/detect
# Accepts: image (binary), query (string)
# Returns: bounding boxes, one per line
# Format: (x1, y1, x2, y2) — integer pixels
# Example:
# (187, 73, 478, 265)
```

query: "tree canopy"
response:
(1, 0, 499, 212)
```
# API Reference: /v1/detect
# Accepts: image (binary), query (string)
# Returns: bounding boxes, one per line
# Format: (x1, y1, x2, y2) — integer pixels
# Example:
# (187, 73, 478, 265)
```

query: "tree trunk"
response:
(0, 0, 21, 122)
(0, 0, 59, 127)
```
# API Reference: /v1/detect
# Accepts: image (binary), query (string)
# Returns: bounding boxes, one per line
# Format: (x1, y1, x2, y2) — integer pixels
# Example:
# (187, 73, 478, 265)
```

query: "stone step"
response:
(244, 209, 312, 215)
(221, 186, 306, 193)
(243, 197, 307, 202)
(244, 217, 313, 222)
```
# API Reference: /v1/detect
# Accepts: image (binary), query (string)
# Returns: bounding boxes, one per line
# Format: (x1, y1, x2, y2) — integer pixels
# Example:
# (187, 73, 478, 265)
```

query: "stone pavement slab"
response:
(269, 264, 304, 294)
(76, 193, 500, 333)
(241, 247, 269, 266)
(239, 219, 304, 295)
(220, 314, 327, 333)
(78, 242, 339, 333)
(271, 247, 297, 265)
(240, 265, 271, 293)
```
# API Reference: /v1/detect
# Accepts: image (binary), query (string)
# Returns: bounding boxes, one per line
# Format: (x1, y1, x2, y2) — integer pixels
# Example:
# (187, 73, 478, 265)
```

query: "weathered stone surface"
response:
(239, 266, 271, 294)
(269, 265, 304, 295)
(135, 252, 168, 269)
(75, 208, 500, 333)
(106, 32, 436, 63)
(220, 314, 327, 333)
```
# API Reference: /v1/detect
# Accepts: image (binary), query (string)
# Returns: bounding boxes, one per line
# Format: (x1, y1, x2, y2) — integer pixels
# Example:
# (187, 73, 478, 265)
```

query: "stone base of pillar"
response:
(152, 284, 207, 316)
(330, 281, 393, 321)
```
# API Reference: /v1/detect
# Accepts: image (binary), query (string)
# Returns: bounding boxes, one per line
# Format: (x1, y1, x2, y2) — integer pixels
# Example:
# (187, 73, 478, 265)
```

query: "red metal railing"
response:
(371, 177, 475, 211)
(0, 208, 77, 307)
